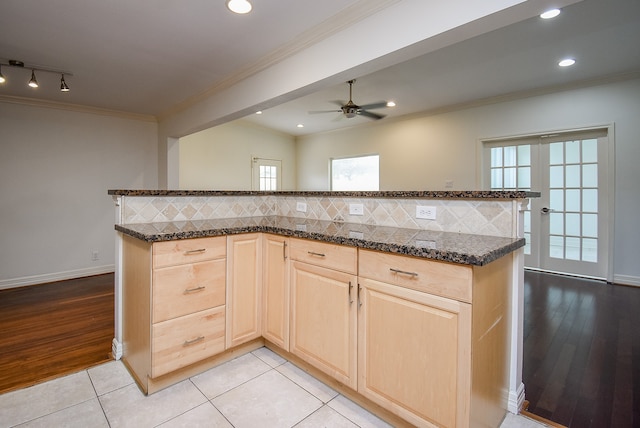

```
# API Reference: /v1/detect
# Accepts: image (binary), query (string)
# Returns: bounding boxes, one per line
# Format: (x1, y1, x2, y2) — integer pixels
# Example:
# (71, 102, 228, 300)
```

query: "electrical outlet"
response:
(416, 239, 437, 250)
(416, 205, 437, 220)
(445, 180, 454, 189)
(91, 249, 99, 261)
(296, 201, 307, 212)
(349, 231, 364, 239)
(349, 203, 364, 216)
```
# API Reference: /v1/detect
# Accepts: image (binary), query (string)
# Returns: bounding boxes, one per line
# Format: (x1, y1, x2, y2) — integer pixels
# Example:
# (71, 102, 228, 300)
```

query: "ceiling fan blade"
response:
(358, 110, 386, 120)
(358, 101, 388, 110)
(308, 109, 342, 114)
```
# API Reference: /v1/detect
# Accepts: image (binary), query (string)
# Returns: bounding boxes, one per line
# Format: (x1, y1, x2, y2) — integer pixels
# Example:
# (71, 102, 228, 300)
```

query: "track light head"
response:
(60, 74, 70, 92)
(28, 70, 38, 88)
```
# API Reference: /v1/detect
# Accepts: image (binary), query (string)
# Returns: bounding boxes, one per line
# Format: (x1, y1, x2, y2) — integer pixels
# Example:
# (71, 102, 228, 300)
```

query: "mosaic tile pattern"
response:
(119, 195, 521, 238)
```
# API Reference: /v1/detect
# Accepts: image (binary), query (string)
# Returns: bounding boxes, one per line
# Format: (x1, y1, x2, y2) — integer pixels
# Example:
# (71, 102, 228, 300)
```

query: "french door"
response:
(484, 129, 610, 279)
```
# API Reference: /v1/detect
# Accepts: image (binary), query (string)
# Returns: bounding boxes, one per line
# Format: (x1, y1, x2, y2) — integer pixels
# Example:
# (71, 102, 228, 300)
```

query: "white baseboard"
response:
(613, 274, 640, 287)
(0, 265, 115, 290)
(508, 382, 526, 414)
(112, 338, 123, 360)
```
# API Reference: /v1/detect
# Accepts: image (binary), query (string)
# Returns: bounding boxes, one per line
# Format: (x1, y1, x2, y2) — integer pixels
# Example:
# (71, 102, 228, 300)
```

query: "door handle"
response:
(540, 207, 554, 214)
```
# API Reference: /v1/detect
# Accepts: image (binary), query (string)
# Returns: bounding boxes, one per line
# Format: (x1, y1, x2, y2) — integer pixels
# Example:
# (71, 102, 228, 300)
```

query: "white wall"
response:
(0, 101, 158, 288)
(296, 77, 640, 285)
(179, 121, 296, 190)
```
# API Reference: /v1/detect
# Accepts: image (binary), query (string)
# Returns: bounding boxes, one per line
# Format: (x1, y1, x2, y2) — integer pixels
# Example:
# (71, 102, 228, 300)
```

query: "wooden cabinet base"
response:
(123, 338, 264, 395)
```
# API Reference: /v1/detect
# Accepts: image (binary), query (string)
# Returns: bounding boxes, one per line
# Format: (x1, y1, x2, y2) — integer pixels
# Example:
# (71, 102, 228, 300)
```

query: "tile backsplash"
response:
(119, 195, 520, 238)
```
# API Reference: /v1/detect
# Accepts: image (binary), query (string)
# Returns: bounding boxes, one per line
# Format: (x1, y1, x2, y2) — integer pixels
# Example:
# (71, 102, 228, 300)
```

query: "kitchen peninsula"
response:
(109, 190, 537, 428)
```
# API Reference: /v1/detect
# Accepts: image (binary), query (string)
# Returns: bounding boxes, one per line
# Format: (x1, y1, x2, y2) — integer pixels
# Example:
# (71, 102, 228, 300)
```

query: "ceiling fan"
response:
(308, 79, 388, 120)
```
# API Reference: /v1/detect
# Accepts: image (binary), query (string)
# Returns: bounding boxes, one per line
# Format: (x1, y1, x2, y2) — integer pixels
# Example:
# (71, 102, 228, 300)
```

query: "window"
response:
(252, 158, 282, 191)
(331, 155, 379, 191)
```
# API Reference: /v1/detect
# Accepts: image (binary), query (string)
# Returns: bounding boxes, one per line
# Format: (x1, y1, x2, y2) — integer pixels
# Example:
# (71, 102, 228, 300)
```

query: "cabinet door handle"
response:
(307, 251, 326, 257)
(283, 241, 288, 260)
(390, 268, 419, 277)
(183, 336, 205, 346)
(183, 285, 206, 294)
(184, 248, 206, 255)
(349, 282, 353, 304)
(358, 284, 362, 308)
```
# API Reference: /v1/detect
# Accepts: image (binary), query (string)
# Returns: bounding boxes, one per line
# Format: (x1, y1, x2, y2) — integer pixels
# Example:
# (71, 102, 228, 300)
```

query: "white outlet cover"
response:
(416, 205, 437, 220)
(349, 203, 364, 216)
(296, 202, 307, 212)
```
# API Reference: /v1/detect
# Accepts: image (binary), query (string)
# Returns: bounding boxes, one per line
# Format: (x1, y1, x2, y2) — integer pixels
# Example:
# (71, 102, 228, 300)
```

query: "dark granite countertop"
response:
(108, 189, 539, 199)
(115, 216, 524, 266)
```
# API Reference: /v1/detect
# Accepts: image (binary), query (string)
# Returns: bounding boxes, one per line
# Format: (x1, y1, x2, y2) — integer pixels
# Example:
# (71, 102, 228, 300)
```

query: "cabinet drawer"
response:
(151, 306, 225, 378)
(358, 250, 472, 303)
(290, 238, 357, 274)
(153, 259, 226, 323)
(153, 236, 226, 268)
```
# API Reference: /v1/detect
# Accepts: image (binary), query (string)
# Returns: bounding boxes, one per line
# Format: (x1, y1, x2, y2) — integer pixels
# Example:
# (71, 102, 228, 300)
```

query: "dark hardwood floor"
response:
(1, 270, 638, 427)
(0, 273, 114, 394)
(523, 270, 640, 428)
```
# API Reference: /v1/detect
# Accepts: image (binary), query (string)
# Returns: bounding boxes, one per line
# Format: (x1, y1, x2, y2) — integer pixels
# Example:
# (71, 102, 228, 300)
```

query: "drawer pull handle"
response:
(390, 268, 419, 277)
(184, 248, 206, 255)
(183, 336, 205, 346)
(307, 251, 326, 257)
(184, 285, 206, 294)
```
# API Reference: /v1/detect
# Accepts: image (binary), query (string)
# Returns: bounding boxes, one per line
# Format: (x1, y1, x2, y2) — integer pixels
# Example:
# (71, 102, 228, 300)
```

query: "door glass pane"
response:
(566, 140, 581, 164)
(550, 166, 564, 188)
(582, 213, 598, 237)
(504, 167, 516, 188)
(524, 232, 531, 255)
(491, 147, 503, 167)
(565, 237, 581, 260)
(518, 145, 531, 165)
(582, 189, 598, 212)
(504, 146, 517, 167)
(491, 169, 502, 188)
(582, 164, 597, 187)
(550, 212, 564, 235)
(550, 142, 564, 164)
(582, 139, 598, 163)
(582, 238, 598, 262)
(566, 165, 581, 187)
(566, 189, 580, 212)
(549, 235, 564, 258)
(550, 189, 564, 211)
(566, 213, 581, 236)
(524, 211, 531, 234)
(518, 166, 531, 189)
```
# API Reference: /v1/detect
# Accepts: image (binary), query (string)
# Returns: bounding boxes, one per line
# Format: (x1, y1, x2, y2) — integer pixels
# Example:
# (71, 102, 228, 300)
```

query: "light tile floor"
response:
(0, 347, 548, 428)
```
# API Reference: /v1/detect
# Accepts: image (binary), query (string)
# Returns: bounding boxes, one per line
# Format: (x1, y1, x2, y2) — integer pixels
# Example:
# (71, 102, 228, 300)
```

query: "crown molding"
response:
(0, 94, 157, 123)
(157, 0, 400, 121)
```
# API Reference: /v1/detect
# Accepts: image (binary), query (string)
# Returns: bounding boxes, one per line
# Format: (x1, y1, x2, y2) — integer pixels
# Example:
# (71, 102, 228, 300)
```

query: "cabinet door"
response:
(358, 278, 471, 428)
(290, 261, 357, 389)
(262, 234, 290, 350)
(226, 234, 262, 348)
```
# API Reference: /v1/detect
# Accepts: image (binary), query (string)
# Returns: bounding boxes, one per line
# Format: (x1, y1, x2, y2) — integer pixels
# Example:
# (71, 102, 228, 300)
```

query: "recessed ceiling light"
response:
(386, 101, 396, 107)
(226, 0, 252, 14)
(540, 9, 561, 19)
(297, 124, 304, 128)
(558, 58, 576, 67)
(255, 111, 262, 115)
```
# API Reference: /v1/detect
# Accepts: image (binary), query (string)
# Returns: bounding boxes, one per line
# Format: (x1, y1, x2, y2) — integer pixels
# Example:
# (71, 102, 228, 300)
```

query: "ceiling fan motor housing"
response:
(342, 105, 359, 118)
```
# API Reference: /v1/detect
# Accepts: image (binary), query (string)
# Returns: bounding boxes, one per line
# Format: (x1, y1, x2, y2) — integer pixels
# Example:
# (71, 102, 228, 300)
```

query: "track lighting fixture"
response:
(0, 59, 72, 92)
(28, 70, 39, 88)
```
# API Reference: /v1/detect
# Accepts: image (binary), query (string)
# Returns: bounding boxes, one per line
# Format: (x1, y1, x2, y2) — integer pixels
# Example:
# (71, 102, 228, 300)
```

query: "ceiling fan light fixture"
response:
(60, 74, 70, 92)
(226, 0, 252, 14)
(28, 70, 38, 88)
(540, 9, 561, 19)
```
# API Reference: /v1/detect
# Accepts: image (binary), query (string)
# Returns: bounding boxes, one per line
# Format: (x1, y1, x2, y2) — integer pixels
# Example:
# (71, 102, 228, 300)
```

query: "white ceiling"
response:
(1, 0, 639, 137)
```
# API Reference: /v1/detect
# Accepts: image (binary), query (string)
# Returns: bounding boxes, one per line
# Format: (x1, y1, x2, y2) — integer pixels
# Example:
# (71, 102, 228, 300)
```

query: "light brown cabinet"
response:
(226, 233, 262, 349)
(122, 235, 227, 393)
(262, 234, 290, 350)
(289, 238, 358, 389)
(358, 249, 512, 428)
